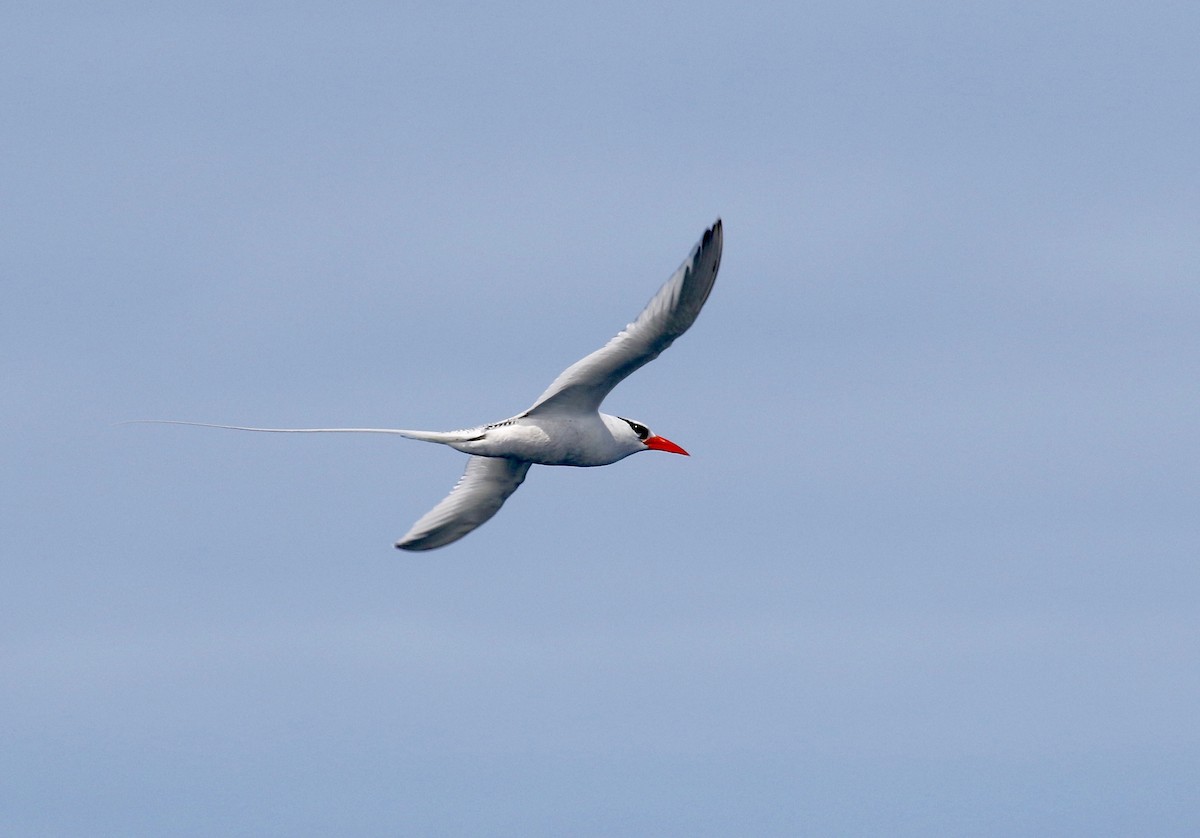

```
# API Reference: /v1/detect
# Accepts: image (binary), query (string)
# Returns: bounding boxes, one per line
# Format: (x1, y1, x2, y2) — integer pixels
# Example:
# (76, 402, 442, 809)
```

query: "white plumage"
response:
(136, 220, 724, 550)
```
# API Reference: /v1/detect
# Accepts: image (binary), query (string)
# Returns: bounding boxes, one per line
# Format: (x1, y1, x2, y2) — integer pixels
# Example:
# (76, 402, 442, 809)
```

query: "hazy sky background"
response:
(4, 3, 1199, 835)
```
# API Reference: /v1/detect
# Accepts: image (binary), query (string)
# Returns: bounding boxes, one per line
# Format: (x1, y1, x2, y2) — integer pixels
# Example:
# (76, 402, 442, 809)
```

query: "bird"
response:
(138, 219, 723, 550)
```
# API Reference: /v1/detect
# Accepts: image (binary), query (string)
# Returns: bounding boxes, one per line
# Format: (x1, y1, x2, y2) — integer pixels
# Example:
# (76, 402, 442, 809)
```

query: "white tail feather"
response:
(120, 420, 463, 444)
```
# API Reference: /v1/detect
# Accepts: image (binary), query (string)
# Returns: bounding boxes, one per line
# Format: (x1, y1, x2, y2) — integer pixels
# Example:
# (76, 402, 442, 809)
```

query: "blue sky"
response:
(4, 3, 1199, 835)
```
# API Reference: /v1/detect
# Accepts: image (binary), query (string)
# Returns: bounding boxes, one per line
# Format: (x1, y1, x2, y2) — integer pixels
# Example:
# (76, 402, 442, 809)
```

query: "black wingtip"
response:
(704, 218, 722, 244)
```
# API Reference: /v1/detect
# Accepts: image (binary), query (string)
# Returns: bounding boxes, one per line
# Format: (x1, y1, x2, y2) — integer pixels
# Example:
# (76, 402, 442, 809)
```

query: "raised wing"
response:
(395, 456, 532, 551)
(526, 219, 723, 416)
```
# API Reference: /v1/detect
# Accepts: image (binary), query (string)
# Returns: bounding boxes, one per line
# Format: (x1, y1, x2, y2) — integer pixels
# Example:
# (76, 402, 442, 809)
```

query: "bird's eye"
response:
(621, 418, 650, 440)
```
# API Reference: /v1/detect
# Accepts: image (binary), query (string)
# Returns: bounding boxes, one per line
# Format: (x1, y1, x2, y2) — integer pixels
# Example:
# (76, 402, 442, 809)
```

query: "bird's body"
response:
(137, 219, 723, 550)
(402, 412, 651, 467)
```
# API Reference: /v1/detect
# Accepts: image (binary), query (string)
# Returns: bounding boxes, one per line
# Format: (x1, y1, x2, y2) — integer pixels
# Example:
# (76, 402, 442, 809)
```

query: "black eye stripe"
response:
(620, 417, 650, 440)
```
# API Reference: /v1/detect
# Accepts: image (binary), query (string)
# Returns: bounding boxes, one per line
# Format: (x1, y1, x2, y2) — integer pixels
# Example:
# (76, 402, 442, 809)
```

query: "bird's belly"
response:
(460, 420, 621, 467)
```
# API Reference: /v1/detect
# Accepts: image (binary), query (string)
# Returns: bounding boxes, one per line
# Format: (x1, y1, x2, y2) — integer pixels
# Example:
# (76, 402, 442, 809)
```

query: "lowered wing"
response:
(395, 456, 532, 551)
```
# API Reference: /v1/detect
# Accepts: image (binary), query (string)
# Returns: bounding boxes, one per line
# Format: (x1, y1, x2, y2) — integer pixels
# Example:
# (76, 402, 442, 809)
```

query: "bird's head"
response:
(616, 416, 689, 456)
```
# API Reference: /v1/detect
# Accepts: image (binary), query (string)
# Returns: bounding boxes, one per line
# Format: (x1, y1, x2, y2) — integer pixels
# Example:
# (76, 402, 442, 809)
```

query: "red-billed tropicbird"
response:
(141, 220, 723, 550)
